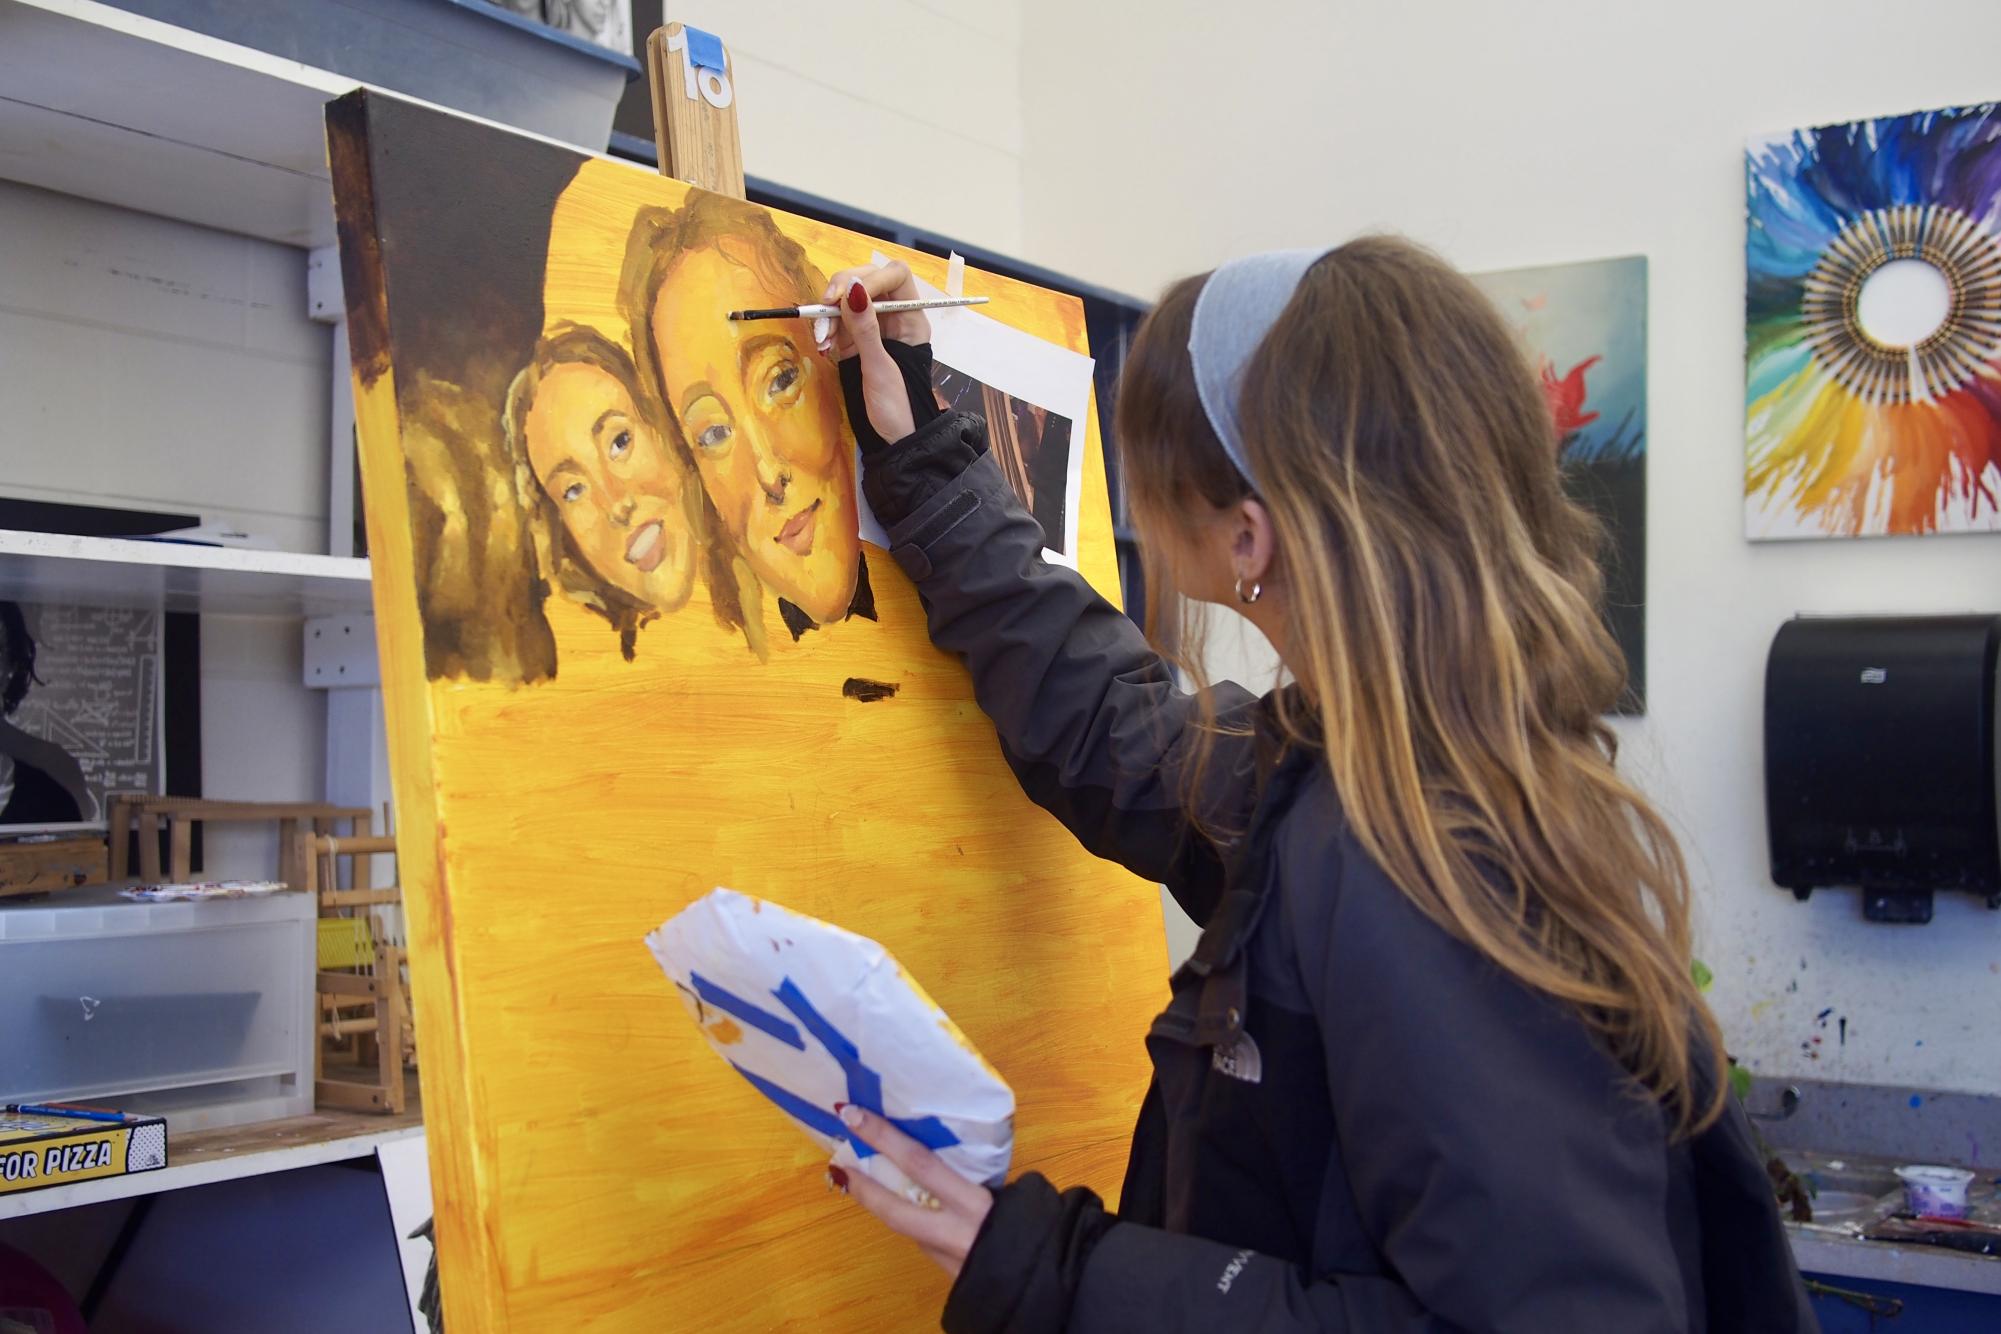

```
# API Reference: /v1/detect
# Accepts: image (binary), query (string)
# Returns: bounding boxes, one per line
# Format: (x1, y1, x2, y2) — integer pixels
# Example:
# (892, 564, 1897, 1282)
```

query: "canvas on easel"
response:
(326, 88, 1163, 1331)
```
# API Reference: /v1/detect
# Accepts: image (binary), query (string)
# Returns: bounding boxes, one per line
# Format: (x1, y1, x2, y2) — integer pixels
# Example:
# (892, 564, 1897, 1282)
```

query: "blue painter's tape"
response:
(769, 978, 961, 1151)
(725, 1062, 962, 1159)
(774, 978, 855, 1061)
(731, 1062, 876, 1157)
(684, 24, 727, 73)
(691, 972, 804, 1050)
(774, 976, 882, 1112)
(892, 1115, 960, 1150)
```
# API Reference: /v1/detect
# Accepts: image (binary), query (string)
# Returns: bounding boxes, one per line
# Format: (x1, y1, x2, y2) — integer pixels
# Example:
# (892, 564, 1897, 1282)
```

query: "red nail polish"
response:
(829, 1166, 849, 1191)
(833, 1101, 846, 1112)
(847, 281, 868, 314)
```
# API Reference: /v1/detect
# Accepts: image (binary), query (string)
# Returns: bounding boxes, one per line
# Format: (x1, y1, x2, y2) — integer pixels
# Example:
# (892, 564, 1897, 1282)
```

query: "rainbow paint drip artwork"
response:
(1746, 103, 2001, 539)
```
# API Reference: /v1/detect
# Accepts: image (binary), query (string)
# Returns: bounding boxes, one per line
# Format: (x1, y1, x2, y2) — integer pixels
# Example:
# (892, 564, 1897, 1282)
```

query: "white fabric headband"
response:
(1187, 247, 1335, 490)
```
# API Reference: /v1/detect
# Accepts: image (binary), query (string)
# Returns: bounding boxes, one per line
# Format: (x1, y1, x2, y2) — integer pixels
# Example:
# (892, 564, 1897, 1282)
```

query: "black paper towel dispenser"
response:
(1764, 614, 2001, 923)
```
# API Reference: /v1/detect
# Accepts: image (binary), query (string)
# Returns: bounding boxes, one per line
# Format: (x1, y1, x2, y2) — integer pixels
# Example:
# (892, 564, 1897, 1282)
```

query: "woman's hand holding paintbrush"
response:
(821, 261, 933, 444)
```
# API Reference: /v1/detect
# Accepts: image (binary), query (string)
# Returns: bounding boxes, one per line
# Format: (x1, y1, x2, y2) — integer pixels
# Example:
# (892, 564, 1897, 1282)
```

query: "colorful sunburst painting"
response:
(1746, 103, 2001, 539)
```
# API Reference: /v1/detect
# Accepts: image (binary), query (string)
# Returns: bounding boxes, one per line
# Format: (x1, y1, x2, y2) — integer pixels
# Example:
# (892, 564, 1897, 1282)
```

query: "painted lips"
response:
(626, 519, 666, 572)
(775, 499, 821, 556)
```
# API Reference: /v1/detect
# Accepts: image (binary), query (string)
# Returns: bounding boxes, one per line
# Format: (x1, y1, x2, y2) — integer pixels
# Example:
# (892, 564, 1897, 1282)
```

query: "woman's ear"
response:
(1234, 497, 1277, 588)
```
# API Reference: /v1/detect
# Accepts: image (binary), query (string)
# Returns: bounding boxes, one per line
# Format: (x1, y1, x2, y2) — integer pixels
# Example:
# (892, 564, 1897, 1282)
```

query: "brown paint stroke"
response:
(841, 678, 900, 703)
(325, 92, 392, 388)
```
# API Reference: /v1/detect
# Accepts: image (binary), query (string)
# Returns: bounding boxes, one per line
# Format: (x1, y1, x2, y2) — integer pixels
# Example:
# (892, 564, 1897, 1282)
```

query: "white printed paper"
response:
(856, 253, 1096, 568)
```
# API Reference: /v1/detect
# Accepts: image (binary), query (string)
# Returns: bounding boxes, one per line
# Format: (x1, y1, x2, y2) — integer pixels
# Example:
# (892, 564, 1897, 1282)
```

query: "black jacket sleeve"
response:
(857, 363, 1261, 921)
(945, 1174, 1469, 1334)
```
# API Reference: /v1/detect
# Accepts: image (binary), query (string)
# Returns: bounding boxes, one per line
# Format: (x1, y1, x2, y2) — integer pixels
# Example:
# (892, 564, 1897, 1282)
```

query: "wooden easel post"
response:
(647, 20, 746, 199)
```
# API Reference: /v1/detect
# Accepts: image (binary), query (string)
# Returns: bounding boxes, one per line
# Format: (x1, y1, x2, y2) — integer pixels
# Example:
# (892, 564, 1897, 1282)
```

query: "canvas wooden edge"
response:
(1078, 378, 1119, 608)
(325, 89, 504, 1334)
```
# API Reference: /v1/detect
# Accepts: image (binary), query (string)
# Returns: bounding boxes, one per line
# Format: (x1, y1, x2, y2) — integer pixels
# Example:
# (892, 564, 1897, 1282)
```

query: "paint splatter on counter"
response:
(841, 677, 900, 702)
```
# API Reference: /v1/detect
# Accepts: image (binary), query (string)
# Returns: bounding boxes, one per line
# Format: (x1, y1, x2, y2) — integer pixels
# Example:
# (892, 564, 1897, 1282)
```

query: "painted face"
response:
(652, 243, 860, 626)
(523, 361, 698, 612)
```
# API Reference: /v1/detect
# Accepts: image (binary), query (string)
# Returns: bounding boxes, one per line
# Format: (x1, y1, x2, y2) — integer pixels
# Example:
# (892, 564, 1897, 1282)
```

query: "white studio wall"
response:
(661, 0, 1027, 255)
(1013, 0, 2001, 1093)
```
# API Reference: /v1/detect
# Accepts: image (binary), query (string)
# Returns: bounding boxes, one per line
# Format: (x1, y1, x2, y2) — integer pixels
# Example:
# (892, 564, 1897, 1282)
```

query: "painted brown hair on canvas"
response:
(399, 373, 560, 684)
(328, 91, 582, 686)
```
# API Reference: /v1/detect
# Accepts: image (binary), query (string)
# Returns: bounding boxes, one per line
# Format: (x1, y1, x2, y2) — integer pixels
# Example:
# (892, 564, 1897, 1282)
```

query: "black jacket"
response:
(854, 364, 1816, 1334)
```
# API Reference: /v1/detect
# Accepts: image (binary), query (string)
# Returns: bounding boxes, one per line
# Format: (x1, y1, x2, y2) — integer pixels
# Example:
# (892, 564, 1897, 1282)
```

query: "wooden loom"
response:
(305, 827, 412, 1114)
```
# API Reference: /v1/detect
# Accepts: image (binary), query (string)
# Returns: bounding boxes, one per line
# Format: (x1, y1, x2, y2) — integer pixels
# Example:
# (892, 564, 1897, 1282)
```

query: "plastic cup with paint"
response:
(1895, 1165, 1975, 1220)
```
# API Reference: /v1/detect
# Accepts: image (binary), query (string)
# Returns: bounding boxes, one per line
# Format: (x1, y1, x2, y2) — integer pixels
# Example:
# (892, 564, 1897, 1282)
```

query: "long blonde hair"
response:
(1119, 236, 1724, 1136)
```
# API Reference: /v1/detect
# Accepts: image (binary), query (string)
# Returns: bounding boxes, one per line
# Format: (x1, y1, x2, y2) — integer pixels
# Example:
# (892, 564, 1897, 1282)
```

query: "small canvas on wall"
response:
(1746, 103, 2001, 539)
(1472, 256, 1648, 713)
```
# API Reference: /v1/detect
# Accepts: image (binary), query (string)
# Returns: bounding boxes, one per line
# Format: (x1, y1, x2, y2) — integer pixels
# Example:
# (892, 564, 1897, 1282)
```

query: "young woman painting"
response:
(810, 240, 1816, 1333)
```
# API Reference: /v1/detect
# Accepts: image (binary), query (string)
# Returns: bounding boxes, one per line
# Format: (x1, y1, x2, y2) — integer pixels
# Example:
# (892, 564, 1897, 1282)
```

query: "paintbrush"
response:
(727, 296, 989, 322)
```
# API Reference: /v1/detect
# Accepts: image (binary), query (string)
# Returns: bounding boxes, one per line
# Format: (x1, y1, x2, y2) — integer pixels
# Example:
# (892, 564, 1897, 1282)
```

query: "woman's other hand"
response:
(825, 262, 928, 443)
(830, 1103, 992, 1277)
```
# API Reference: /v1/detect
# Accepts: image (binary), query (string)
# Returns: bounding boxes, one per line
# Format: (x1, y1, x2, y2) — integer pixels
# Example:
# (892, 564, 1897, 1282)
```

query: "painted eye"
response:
(562, 482, 585, 503)
(698, 423, 733, 450)
(768, 363, 800, 398)
(609, 429, 632, 459)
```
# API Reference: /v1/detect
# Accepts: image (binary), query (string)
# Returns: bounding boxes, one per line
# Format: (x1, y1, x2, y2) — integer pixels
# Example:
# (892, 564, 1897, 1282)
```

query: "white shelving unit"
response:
(0, 1104, 423, 1222)
(0, 0, 356, 251)
(0, 0, 627, 256)
(1, 0, 373, 621)
(0, 0, 405, 1227)
(0, 4, 626, 1321)
(0, 529, 373, 617)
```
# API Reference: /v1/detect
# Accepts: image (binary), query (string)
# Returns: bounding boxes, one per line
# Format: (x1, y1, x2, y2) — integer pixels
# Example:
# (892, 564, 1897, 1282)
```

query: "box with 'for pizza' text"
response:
(0, 1109, 167, 1196)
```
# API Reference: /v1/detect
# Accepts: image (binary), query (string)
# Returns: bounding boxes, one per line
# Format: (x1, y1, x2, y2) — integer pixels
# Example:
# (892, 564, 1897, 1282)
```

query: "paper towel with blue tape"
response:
(645, 888, 1014, 1201)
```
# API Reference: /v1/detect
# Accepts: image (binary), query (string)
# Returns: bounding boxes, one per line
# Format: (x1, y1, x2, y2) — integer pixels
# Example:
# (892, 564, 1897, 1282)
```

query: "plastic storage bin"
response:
(0, 886, 315, 1132)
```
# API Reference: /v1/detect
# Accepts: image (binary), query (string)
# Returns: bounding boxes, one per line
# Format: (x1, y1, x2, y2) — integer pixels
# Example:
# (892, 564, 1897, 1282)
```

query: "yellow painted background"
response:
(348, 153, 1166, 1330)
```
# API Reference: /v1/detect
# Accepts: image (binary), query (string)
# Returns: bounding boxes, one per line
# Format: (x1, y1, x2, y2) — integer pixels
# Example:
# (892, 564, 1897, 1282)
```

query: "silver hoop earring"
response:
(1235, 577, 1262, 605)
